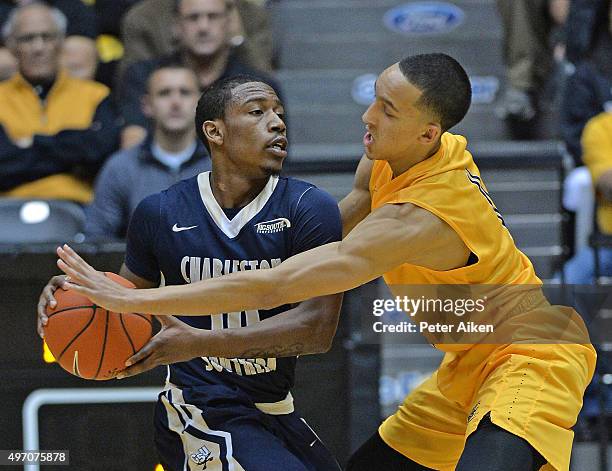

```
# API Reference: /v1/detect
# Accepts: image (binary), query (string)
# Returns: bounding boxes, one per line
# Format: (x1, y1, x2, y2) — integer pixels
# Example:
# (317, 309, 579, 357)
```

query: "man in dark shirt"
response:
(119, 0, 281, 149)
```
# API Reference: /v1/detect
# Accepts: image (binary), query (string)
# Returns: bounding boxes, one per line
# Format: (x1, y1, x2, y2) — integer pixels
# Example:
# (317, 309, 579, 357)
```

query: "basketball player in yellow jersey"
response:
(56, 54, 596, 471)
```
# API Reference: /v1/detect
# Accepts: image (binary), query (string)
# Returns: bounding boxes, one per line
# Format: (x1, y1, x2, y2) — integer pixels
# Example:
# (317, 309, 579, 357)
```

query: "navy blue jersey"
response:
(125, 171, 341, 405)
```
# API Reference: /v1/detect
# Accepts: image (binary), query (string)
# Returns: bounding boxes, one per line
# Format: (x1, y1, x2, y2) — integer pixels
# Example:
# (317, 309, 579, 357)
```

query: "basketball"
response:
(43, 272, 153, 380)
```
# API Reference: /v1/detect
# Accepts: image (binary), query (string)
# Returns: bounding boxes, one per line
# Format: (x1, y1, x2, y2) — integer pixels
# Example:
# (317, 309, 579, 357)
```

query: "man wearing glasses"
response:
(0, 2, 120, 203)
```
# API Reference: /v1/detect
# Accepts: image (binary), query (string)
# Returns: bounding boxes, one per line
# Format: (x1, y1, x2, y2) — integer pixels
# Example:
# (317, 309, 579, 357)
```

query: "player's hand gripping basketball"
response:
(56, 244, 132, 313)
(116, 315, 203, 379)
(37, 274, 69, 338)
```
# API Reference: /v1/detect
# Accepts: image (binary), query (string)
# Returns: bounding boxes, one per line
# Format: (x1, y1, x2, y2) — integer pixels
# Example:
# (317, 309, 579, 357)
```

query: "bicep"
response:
(341, 203, 470, 275)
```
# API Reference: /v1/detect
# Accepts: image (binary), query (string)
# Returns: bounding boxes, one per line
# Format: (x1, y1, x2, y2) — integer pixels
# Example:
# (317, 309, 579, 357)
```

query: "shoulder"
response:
(584, 112, 612, 140)
(163, 174, 201, 199)
(133, 191, 162, 220)
(64, 75, 110, 101)
(100, 144, 143, 174)
(282, 177, 338, 212)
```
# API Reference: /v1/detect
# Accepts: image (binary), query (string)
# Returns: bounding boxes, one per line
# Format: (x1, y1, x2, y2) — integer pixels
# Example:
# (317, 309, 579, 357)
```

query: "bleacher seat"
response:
(272, 0, 509, 145)
(0, 199, 86, 244)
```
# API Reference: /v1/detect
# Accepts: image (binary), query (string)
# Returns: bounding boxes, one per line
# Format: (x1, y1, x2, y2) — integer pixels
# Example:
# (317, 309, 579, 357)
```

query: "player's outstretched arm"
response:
(339, 154, 373, 237)
(57, 202, 469, 315)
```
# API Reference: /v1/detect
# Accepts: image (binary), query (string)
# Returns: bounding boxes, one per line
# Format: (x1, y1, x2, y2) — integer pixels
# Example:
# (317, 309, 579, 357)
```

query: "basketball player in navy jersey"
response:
(38, 75, 343, 471)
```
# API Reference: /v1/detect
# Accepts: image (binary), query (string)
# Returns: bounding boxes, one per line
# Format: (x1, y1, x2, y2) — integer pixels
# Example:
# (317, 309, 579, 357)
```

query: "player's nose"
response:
(362, 103, 374, 125)
(269, 114, 286, 133)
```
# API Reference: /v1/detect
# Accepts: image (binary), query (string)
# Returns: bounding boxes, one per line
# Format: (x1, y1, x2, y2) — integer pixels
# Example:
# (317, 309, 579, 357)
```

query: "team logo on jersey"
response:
(383, 2, 464, 35)
(190, 445, 213, 467)
(254, 218, 291, 234)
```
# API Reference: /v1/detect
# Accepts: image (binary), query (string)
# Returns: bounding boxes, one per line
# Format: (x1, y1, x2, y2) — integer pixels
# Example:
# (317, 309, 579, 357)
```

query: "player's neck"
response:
(388, 141, 442, 177)
(208, 169, 271, 208)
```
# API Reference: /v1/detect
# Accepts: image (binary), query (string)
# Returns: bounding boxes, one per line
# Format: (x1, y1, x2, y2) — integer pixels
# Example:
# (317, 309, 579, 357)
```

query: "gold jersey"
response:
(370, 132, 540, 286)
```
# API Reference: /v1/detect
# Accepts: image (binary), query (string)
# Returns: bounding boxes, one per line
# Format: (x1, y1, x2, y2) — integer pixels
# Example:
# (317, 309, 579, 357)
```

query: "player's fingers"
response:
(60, 244, 94, 274)
(62, 282, 93, 298)
(56, 246, 90, 276)
(37, 316, 45, 338)
(117, 355, 159, 379)
(36, 301, 48, 330)
(42, 285, 57, 308)
(56, 260, 90, 286)
(125, 341, 156, 367)
(155, 315, 173, 329)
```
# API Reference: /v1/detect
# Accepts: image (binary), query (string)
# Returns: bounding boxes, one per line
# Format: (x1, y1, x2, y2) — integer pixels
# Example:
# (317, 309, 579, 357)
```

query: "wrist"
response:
(191, 327, 225, 358)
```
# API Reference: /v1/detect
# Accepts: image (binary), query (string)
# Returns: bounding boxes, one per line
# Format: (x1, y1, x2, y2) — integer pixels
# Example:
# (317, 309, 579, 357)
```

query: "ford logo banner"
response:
(384, 2, 465, 35)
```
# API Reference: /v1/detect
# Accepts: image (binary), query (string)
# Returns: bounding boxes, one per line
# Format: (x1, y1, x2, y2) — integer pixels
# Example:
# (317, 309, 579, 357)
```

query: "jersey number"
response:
(210, 310, 260, 330)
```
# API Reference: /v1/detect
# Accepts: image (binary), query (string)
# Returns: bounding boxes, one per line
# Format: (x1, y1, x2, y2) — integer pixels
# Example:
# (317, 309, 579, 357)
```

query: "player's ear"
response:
(203, 119, 224, 147)
(418, 123, 442, 144)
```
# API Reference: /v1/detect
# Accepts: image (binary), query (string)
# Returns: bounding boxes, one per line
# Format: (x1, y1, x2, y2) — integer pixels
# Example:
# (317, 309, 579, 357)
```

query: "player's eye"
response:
(249, 109, 263, 116)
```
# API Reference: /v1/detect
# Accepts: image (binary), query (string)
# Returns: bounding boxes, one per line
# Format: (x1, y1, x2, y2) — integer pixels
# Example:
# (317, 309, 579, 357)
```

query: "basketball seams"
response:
(47, 305, 95, 318)
(94, 310, 111, 379)
(46, 273, 153, 380)
(132, 312, 153, 326)
(57, 306, 97, 361)
(119, 313, 137, 355)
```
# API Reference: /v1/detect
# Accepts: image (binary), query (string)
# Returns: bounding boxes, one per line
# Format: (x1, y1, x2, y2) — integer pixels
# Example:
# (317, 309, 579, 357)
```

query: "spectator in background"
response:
(495, 0, 569, 130)
(0, 0, 98, 81)
(559, 0, 611, 251)
(0, 3, 120, 203)
(60, 34, 98, 80)
(564, 111, 612, 283)
(560, 0, 612, 164)
(119, 0, 273, 78)
(85, 63, 211, 240)
(119, 0, 280, 149)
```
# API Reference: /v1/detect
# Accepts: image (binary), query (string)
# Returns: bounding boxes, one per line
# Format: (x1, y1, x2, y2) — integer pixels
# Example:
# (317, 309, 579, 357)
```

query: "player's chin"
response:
(260, 158, 283, 176)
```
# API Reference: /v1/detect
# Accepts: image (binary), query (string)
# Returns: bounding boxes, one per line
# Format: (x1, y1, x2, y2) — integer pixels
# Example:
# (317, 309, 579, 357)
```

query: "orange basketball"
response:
(44, 272, 153, 380)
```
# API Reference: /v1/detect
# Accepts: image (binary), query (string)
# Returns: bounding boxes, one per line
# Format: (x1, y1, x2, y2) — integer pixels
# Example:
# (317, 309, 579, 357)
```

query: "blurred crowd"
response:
(0, 0, 610, 284)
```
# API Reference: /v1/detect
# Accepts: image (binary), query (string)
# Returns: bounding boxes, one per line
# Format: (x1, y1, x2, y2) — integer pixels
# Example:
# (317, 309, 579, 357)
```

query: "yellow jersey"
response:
(370, 132, 540, 286)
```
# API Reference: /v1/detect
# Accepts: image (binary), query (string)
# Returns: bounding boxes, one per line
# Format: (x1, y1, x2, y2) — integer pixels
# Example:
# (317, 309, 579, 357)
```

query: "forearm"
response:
(129, 241, 368, 316)
(196, 296, 342, 358)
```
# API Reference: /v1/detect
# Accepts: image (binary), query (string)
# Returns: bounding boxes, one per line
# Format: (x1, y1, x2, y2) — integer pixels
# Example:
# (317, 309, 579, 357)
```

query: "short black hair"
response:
(398, 53, 471, 132)
(195, 74, 275, 153)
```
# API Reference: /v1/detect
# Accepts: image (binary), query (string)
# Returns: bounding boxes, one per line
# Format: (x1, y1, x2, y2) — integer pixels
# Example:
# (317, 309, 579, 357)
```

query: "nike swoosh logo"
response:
(72, 350, 81, 377)
(172, 224, 198, 232)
